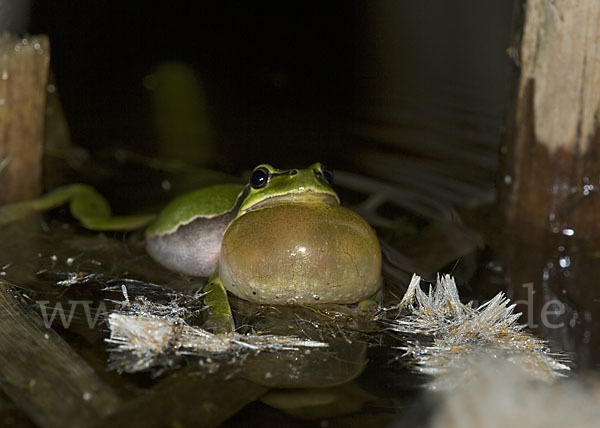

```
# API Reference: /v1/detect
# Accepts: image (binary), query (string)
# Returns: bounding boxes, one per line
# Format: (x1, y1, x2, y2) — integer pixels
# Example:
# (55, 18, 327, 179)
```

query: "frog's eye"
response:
(250, 167, 270, 189)
(321, 166, 334, 184)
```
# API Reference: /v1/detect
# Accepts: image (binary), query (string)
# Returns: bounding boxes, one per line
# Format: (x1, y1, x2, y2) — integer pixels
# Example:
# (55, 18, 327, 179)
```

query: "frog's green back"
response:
(146, 184, 244, 236)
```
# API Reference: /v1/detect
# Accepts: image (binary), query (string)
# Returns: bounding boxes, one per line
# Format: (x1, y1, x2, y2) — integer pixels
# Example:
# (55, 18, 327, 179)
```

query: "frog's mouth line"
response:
(241, 191, 340, 213)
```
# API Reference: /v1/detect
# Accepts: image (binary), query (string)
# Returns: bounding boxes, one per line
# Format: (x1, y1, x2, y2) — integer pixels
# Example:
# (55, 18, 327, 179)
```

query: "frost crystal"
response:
(106, 295, 328, 374)
(386, 274, 570, 387)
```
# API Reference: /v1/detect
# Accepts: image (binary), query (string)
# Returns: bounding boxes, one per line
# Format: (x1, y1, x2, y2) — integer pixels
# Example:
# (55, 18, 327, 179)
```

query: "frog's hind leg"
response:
(0, 183, 155, 231)
(0, 184, 90, 225)
(68, 185, 156, 230)
(202, 274, 235, 333)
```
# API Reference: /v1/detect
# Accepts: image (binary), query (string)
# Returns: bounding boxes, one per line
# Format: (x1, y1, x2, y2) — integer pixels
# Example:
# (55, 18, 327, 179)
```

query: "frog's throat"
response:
(240, 191, 339, 214)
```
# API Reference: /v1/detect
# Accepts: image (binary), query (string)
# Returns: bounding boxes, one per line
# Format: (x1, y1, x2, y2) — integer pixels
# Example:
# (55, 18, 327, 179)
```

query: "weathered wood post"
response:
(498, 0, 600, 367)
(0, 34, 49, 204)
(499, 0, 600, 246)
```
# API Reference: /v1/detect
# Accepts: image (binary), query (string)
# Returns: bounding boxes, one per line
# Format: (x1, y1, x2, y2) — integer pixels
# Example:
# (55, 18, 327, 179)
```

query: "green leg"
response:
(357, 286, 383, 320)
(357, 298, 379, 319)
(202, 275, 235, 333)
(68, 185, 156, 230)
(76, 213, 157, 231)
(0, 184, 155, 231)
(0, 184, 87, 225)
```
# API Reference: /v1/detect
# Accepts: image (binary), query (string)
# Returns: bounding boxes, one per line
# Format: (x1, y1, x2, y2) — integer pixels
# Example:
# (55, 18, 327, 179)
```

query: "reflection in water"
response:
(428, 356, 600, 428)
(488, 234, 600, 371)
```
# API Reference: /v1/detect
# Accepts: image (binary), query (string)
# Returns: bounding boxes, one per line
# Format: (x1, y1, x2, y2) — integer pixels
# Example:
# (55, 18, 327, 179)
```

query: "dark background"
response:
(30, 1, 515, 183)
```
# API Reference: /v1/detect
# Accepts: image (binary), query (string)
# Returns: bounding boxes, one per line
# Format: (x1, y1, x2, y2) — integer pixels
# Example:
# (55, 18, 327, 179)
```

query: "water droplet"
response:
(1, 70, 8, 80)
(313, 294, 320, 301)
(46, 83, 56, 93)
(558, 256, 570, 268)
(562, 228, 575, 236)
(287, 298, 297, 305)
(542, 270, 550, 281)
(504, 175, 512, 184)
(161, 179, 171, 191)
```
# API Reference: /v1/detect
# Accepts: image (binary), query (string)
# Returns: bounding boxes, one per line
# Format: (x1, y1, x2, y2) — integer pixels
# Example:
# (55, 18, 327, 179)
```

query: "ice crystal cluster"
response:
(106, 274, 571, 384)
(106, 293, 327, 374)
(387, 274, 570, 387)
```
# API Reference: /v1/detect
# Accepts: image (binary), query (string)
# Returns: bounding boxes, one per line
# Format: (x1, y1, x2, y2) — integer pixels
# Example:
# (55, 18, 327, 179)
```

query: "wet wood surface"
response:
(494, 0, 600, 370)
(499, 0, 600, 246)
(0, 280, 120, 428)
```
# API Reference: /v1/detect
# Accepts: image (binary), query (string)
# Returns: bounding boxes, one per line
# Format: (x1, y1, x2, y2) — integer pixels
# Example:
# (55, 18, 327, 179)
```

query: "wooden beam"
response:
(0, 281, 120, 428)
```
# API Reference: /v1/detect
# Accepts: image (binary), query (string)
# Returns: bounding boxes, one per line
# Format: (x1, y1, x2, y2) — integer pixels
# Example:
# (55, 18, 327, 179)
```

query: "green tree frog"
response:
(0, 163, 382, 332)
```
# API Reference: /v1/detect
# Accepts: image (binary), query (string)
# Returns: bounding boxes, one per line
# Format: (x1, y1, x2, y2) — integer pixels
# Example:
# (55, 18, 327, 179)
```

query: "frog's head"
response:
(238, 163, 340, 215)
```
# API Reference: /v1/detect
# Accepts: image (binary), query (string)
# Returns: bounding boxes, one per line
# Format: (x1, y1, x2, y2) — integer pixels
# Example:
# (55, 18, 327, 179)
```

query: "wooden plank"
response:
(0, 280, 120, 428)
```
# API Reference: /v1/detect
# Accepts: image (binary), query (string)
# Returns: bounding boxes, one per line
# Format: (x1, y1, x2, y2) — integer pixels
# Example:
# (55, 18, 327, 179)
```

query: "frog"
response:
(0, 163, 382, 332)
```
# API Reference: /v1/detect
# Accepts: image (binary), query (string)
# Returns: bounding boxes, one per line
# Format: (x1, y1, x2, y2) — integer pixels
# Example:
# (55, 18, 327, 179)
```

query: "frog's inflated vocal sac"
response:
(0, 163, 382, 332)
